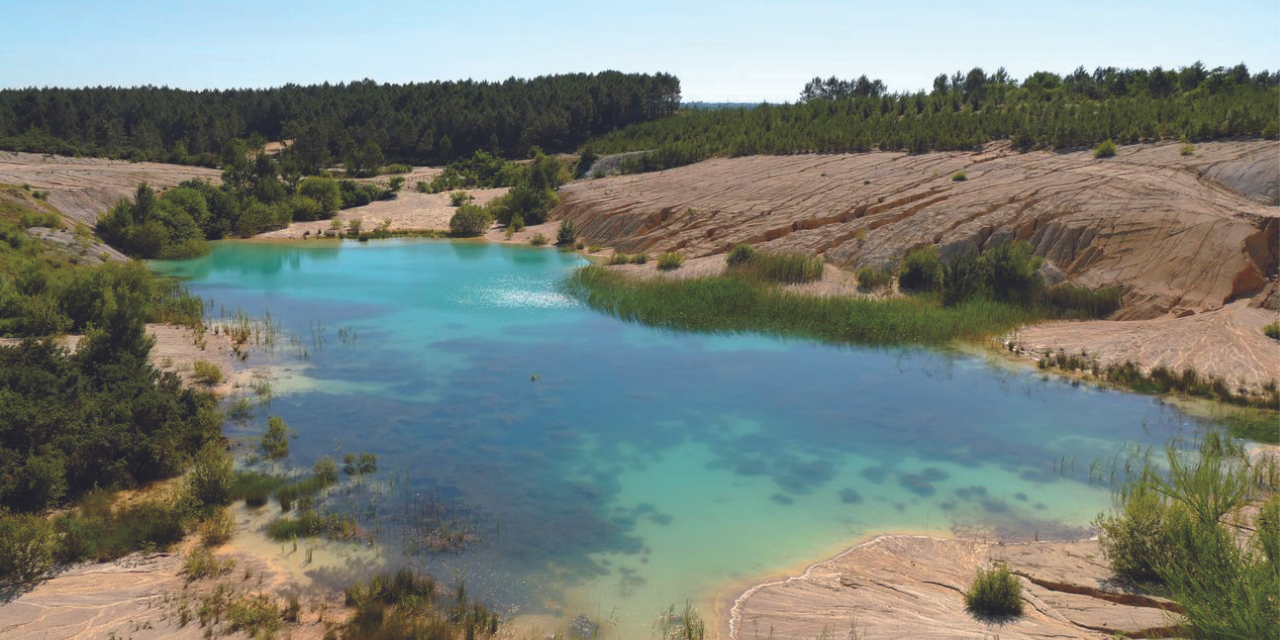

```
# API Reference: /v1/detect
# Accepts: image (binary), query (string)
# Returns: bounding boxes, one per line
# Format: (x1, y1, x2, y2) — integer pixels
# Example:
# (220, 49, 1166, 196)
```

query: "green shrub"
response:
(192, 359, 222, 385)
(382, 164, 412, 175)
(1264, 322, 1279, 340)
(1180, 142, 1195, 156)
(963, 564, 1023, 617)
(188, 440, 233, 507)
(952, 171, 967, 181)
(725, 244, 756, 268)
(1093, 139, 1117, 158)
(54, 494, 188, 564)
(657, 252, 685, 270)
(262, 416, 292, 460)
(448, 204, 492, 237)
(509, 213, 525, 232)
(387, 176, 405, 194)
(1095, 481, 1173, 583)
(0, 508, 55, 583)
(448, 191, 472, 206)
(897, 246, 942, 291)
(556, 219, 578, 246)
(856, 265, 893, 291)
(530, 233, 548, 246)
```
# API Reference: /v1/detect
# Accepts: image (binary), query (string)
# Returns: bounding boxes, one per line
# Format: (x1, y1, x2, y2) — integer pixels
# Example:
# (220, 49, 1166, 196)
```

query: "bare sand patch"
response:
(259, 187, 510, 239)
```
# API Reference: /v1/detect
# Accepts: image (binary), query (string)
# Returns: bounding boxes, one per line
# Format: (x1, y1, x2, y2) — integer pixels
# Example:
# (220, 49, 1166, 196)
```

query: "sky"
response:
(2, 0, 1276, 102)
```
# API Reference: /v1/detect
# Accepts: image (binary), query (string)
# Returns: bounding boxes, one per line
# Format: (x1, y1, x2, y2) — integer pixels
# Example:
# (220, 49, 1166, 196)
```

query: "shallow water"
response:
(155, 239, 1200, 636)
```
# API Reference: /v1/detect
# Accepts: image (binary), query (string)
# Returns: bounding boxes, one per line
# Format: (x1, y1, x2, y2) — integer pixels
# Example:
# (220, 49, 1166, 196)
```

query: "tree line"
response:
(0, 72, 681, 169)
(585, 63, 1279, 172)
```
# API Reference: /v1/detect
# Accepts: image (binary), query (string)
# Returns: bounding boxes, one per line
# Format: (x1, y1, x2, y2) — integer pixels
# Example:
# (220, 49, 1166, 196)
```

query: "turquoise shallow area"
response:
(154, 239, 1198, 635)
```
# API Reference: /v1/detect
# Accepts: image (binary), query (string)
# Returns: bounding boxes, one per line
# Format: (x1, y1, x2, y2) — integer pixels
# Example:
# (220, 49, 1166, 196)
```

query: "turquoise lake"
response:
(154, 239, 1200, 636)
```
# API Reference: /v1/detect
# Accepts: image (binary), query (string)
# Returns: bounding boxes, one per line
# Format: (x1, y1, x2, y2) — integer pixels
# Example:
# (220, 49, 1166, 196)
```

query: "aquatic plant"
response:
(728, 249, 823, 284)
(963, 563, 1023, 617)
(567, 266, 1035, 345)
(262, 416, 293, 460)
(855, 265, 893, 291)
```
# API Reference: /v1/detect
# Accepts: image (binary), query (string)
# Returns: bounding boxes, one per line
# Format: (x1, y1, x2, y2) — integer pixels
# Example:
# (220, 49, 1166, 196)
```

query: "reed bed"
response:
(566, 266, 1035, 345)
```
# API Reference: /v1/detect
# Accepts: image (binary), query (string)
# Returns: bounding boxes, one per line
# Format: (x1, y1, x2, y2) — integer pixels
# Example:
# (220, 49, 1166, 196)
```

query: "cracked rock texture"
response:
(729, 536, 1177, 640)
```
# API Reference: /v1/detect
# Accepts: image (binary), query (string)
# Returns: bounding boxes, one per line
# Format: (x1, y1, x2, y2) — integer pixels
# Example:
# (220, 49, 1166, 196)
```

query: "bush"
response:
(1265, 322, 1279, 340)
(657, 252, 684, 270)
(980, 241, 1043, 303)
(951, 171, 967, 181)
(448, 191, 472, 207)
(262, 416, 292, 461)
(1095, 482, 1172, 583)
(448, 204, 492, 237)
(0, 508, 55, 583)
(382, 164, 412, 175)
(387, 176, 405, 194)
(897, 246, 941, 292)
(530, 233, 548, 246)
(856, 265, 893, 291)
(1180, 142, 1195, 156)
(192, 359, 222, 385)
(1093, 139, 1117, 158)
(298, 177, 341, 217)
(188, 440, 234, 507)
(556, 219, 578, 246)
(963, 564, 1023, 617)
(725, 244, 756, 268)
(198, 508, 235, 547)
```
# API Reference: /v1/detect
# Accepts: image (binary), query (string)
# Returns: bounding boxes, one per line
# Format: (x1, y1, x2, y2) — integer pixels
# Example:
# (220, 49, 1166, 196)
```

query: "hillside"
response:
(552, 140, 1279, 388)
(555, 140, 1278, 319)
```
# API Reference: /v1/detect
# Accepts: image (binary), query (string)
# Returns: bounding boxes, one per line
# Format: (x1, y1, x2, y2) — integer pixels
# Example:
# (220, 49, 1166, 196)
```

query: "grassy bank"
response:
(566, 265, 1037, 345)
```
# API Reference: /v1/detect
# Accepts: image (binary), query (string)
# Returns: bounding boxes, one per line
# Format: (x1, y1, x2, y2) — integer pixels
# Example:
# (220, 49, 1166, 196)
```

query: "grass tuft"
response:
(963, 563, 1023, 618)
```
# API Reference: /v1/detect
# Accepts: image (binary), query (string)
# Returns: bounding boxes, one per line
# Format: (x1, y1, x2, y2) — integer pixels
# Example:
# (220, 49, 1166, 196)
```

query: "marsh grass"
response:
(567, 266, 1034, 345)
(231, 472, 286, 508)
(728, 249, 823, 284)
(855, 266, 893, 291)
(342, 568, 500, 640)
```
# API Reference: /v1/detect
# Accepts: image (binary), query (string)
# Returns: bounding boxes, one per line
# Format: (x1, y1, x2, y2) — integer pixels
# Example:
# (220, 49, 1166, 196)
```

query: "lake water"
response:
(153, 239, 1198, 637)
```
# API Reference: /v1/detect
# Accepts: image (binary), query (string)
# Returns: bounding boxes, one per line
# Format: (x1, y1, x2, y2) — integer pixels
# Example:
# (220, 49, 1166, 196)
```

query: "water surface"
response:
(155, 240, 1196, 636)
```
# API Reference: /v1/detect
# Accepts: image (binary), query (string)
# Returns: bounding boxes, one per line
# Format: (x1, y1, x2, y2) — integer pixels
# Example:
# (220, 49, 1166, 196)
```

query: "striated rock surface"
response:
(554, 140, 1279, 321)
(729, 535, 1177, 640)
(0, 151, 220, 226)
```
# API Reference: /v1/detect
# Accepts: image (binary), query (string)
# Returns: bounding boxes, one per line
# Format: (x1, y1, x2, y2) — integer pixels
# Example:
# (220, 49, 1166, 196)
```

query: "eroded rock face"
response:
(0, 151, 221, 227)
(554, 140, 1279, 320)
(729, 536, 1176, 640)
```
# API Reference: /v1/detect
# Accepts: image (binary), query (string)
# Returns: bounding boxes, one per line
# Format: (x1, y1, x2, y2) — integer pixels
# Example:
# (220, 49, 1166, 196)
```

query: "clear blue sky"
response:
(3, 0, 1276, 102)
